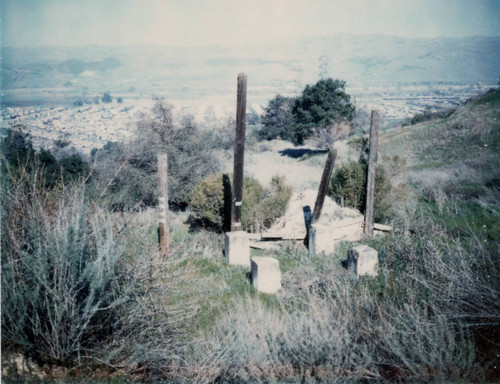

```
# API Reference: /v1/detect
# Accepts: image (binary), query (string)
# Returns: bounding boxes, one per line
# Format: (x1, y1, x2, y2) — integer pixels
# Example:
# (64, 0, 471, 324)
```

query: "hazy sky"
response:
(2, 0, 500, 47)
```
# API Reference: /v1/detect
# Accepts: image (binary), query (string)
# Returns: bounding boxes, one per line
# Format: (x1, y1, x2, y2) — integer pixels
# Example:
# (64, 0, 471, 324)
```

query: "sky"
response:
(1, 0, 500, 47)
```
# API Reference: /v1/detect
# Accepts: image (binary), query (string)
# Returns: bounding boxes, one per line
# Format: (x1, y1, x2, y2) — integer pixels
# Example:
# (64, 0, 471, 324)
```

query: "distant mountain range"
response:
(2, 34, 499, 105)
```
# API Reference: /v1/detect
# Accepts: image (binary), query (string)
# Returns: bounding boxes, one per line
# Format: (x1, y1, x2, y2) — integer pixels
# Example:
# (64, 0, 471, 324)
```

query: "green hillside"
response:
(380, 89, 500, 240)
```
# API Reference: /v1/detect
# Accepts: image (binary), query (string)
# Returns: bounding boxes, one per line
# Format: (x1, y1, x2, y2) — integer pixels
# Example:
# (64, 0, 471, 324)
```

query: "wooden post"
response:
(231, 73, 247, 231)
(364, 110, 380, 236)
(158, 153, 170, 254)
(311, 147, 337, 223)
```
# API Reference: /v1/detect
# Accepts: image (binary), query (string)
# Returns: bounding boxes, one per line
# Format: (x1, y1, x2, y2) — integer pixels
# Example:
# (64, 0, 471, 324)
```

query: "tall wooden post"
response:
(231, 73, 247, 231)
(364, 110, 380, 236)
(158, 153, 170, 254)
(311, 147, 337, 223)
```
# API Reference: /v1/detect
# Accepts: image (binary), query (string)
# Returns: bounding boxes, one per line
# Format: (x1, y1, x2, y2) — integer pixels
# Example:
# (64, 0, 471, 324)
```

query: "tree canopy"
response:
(259, 95, 294, 142)
(260, 78, 355, 145)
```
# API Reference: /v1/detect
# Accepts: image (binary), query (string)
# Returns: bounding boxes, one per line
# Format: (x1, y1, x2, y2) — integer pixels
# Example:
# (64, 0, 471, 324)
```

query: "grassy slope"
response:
(379, 90, 500, 241)
(135, 92, 493, 382)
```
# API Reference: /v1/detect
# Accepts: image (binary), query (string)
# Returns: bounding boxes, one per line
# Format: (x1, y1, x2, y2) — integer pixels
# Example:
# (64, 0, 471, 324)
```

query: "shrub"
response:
(1, 128, 90, 189)
(256, 175, 293, 228)
(189, 174, 292, 232)
(101, 92, 112, 103)
(0, 129, 34, 169)
(1, 162, 196, 371)
(1, 171, 123, 365)
(402, 106, 454, 127)
(189, 173, 228, 230)
(91, 102, 227, 210)
(329, 161, 392, 221)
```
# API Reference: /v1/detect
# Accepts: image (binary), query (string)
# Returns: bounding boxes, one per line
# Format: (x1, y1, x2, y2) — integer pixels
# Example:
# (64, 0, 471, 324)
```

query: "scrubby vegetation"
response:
(1, 90, 499, 382)
(401, 105, 454, 127)
(329, 161, 392, 222)
(190, 173, 292, 232)
(90, 101, 233, 210)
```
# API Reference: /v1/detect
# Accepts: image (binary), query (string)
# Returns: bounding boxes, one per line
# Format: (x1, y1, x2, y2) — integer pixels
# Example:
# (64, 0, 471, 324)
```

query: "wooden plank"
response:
(374, 223, 393, 232)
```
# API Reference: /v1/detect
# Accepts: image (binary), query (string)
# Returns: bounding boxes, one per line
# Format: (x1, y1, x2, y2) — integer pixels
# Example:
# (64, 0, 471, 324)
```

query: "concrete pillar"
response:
(224, 231, 250, 267)
(251, 256, 281, 294)
(308, 224, 317, 256)
(347, 245, 378, 277)
(308, 223, 335, 255)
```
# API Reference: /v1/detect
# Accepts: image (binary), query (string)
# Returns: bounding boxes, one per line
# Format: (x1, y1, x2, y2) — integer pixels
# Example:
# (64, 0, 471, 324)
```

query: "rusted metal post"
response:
(231, 73, 247, 231)
(158, 153, 170, 254)
(364, 110, 380, 236)
(311, 147, 337, 223)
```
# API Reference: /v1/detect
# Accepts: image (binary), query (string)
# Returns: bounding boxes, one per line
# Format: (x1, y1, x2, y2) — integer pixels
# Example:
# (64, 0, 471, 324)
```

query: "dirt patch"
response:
(267, 189, 363, 241)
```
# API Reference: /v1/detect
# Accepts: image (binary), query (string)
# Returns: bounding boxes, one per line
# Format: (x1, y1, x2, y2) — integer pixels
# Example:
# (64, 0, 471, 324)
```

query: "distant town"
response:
(1, 80, 493, 154)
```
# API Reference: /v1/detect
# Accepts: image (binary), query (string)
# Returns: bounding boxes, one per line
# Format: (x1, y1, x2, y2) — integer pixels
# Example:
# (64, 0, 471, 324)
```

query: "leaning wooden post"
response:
(364, 110, 380, 236)
(158, 153, 170, 255)
(231, 73, 247, 231)
(311, 147, 338, 223)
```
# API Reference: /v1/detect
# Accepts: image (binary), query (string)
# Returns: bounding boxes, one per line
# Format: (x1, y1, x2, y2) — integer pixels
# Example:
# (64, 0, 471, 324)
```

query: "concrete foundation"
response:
(225, 231, 250, 267)
(347, 245, 378, 277)
(251, 256, 281, 294)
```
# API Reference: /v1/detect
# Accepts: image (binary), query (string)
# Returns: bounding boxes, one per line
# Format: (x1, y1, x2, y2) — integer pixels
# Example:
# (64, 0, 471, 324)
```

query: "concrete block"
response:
(225, 231, 250, 267)
(308, 223, 335, 255)
(251, 256, 281, 294)
(347, 245, 378, 277)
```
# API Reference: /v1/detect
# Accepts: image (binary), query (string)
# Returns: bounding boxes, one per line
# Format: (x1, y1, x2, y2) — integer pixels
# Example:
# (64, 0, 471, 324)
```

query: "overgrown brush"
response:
(329, 160, 392, 221)
(176, 202, 497, 382)
(1, 167, 123, 365)
(91, 101, 233, 210)
(189, 174, 292, 232)
(182, 263, 479, 382)
(1, 161, 197, 374)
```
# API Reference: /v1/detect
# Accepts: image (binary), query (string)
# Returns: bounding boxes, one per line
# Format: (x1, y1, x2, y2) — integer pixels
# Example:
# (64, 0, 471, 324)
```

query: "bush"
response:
(1, 128, 90, 189)
(329, 161, 392, 222)
(1, 172, 123, 365)
(1, 161, 196, 371)
(256, 175, 293, 228)
(189, 174, 292, 232)
(402, 106, 454, 127)
(91, 102, 228, 210)
(101, 92, 112, 103)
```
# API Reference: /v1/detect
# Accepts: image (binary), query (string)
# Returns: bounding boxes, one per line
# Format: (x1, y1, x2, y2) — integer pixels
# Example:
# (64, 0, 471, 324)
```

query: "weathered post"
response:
(231, 73, 247, 231)
(311, 147, 338, 223)
(158, 153, 169, 255)
(364, 110, 380, 236)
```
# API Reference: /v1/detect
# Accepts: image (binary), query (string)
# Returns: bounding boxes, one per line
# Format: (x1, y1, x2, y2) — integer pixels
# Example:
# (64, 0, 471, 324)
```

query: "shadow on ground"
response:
(279, 148, 328, 159)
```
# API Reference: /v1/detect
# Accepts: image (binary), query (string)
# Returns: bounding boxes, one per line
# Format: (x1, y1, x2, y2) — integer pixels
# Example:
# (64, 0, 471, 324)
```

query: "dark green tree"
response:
(259, 95, 295, 141)
(258, 79, 355, 145)
(290, 78, 355, 145)
(101, 92, 112, 103)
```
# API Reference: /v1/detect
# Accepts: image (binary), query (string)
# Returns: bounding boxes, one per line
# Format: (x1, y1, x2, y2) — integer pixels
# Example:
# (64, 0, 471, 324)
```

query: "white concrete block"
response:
(251, 256, 281, 294)
(347, 245, 378, 277)
(308, 223, 335, 255)
(224, 231, 250, 267)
